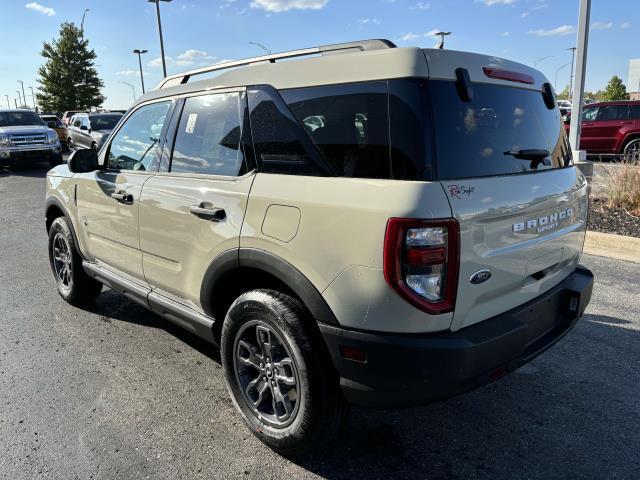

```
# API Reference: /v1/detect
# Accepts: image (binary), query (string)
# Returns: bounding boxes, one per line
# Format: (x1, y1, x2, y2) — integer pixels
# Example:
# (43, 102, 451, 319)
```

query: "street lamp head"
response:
(147, 0, 173, 2)
(133, 49, 149, 54)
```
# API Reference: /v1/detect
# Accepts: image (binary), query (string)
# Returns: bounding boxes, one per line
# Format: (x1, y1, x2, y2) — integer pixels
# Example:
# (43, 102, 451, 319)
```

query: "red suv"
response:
(566, 101, 640, 158)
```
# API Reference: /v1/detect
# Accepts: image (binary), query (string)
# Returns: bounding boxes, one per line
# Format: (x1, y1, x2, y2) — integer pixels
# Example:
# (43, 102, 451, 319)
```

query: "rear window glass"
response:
(281, 82, 391, 179)
(430, 81, 571, 180)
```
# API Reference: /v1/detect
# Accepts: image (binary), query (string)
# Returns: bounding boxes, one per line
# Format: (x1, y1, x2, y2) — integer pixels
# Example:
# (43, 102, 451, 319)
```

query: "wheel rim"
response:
(52, 233, 72, 289)
(625, 140, 640, 163)
(233, 320, 301, 428)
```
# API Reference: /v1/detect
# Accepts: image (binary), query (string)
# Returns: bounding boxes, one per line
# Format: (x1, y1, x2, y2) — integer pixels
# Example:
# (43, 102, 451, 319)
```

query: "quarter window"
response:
(170, 92, 246, 176)
(107, 101, 171, 171)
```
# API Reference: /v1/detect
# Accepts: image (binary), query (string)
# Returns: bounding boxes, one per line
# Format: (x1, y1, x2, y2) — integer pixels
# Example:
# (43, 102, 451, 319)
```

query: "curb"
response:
(583, 231, 640, 264)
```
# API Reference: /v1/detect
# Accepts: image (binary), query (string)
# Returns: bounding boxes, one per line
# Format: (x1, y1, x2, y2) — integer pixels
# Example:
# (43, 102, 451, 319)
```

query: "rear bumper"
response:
(319, 266, 593, 409)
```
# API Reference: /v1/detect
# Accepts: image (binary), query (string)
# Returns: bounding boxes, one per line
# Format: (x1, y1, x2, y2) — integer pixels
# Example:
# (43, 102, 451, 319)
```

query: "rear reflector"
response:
(340, 345, 367, 363)
(482, 67, 535, 85)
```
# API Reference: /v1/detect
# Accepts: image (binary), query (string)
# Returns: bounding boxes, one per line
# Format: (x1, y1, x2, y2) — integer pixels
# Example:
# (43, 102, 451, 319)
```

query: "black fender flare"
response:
(45, 196, 86, 260)
(200, 248, 339, 326)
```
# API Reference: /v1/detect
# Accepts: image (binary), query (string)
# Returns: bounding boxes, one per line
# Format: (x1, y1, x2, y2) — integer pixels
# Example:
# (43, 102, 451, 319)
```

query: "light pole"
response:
(567, 47, 577, 99)
(29, 86, 36, 110)
(18, 81, 26, 108)
(249, 42, 272, 55)
(569, 0, 591, 154)
(118, 81, 137, 102)
(555, 63, 570, 91)
(534, 55, 554, 67)
(4, 95, 9, 109)
(81, 9, 90, 32)
(16, 91, 22, 108)
(434, 31, 452, 49)
(14, 98, 18, 109)
(147, 0, 173, 78)
(133, 49, 148, 94)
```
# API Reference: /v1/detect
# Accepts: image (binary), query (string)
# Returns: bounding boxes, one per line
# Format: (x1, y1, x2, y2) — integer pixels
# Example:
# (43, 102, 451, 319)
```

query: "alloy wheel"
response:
(233, 320, 300, 428)
(624, 140, 640, 164)
(52, 233, 72, 290)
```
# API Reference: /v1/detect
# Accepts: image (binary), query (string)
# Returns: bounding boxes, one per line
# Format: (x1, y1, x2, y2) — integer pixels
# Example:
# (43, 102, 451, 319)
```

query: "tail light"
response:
(383, 218, 459, 314)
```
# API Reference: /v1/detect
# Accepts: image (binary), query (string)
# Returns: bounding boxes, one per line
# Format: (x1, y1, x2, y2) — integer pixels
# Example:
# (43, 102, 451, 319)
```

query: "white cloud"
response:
(426, 28, 442, 37)
(521, 2, 547, 17)
(116, 69, 139, 77)
(480, 0, 516, 5)
(358, 18, 381, 25)
(25, 2, 55, 16)
(591, 21, 613, 31)
(399, 32, 421, 41)
(410, 2, 430, 9)
(528, 25, 576, 37)
(176, 49, 216, 66)
(249, 0, 328, 12)
(148, 56, 173, 68)
(501, 31, 510, 36)
(620, 21, 632, 29)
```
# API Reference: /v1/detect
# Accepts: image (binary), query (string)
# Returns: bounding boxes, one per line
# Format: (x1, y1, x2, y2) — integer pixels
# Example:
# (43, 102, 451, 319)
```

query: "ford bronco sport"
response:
(45, 39, 594, 454)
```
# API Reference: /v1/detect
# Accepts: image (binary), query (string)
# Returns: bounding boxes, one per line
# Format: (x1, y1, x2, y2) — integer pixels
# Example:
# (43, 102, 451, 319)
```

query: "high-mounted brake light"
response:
(482, 67, 535, 85)
(383, 218, 459, 314)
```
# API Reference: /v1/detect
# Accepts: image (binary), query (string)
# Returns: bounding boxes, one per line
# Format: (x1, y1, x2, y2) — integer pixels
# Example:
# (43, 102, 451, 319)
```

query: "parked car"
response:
(40, 114, 70, 152)
(61, 110, 86, 127)
(564, 100, 640, 159)
(45, 39, 593, 454)
(0, 109, 62, 167)
(67, 112, 123, 151)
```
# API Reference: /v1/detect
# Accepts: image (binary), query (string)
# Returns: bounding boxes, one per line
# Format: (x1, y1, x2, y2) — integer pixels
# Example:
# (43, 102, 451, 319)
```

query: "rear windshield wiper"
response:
(503, 149, 550, 160)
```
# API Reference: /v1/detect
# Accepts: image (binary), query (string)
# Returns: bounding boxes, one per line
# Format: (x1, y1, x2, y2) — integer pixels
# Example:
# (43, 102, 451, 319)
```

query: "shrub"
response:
(604, 161, 640, 216)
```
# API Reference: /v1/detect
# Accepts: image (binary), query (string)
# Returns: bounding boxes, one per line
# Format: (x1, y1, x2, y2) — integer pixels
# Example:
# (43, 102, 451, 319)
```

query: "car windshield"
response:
(90, 115, 121, 130)
(0, 111, 46, 127)
(42, 116, 64, 128)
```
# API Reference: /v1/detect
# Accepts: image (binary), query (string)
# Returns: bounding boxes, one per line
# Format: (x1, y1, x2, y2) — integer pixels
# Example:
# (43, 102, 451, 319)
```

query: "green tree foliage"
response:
(601, 75, 628, 101)
(36, 22, 105, 111)
(556, 84, 570, 100)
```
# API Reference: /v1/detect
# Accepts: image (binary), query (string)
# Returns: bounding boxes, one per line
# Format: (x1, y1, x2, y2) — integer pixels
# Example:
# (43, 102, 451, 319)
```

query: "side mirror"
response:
(80, 125, 88, 131)
(46, 121, 56, 128)
(68, 149, 99, 173)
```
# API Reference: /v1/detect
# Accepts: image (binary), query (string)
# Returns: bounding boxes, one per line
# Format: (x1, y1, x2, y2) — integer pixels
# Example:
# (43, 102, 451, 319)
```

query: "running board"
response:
(83, 261, 216, 344)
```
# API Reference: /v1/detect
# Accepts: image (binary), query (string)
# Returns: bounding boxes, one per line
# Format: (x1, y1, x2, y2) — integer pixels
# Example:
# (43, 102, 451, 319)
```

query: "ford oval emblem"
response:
(470, 269, 492, 284)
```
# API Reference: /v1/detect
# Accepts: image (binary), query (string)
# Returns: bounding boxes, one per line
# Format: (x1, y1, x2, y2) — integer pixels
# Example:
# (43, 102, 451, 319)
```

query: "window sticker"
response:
(185, 113, 198, 134)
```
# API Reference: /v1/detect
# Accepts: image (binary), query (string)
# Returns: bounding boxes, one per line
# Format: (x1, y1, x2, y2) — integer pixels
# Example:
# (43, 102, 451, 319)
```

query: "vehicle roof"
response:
(0, 109, 36, 114)
(132, 42, 548, 109)
(586, 100, 640, 107)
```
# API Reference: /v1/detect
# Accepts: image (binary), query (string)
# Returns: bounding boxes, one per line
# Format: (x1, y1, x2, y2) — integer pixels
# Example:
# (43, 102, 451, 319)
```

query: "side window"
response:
(583, 107, 598, 121)
(596, 105, 628, 121)
(281, 82, 391, 178)
(248, 86, 329, 176)
(107, 101, 171, 171)
(170, 92, 245, 176)
(629, 105, 640, 119)
(73, 117, 81, 128)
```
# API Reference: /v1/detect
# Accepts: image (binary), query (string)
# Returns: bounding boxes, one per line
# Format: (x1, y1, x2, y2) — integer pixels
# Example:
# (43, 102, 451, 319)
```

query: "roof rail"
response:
(156, 39, 396, 90)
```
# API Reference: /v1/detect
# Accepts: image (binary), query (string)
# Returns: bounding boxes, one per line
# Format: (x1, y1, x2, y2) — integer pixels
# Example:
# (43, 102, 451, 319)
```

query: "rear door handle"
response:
(190, 204, 226, 222)
(111, 191, 133, 203)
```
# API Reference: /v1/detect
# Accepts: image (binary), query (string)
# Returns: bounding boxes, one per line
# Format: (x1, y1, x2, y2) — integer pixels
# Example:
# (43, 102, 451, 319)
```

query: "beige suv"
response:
(45, 39, 593, 454)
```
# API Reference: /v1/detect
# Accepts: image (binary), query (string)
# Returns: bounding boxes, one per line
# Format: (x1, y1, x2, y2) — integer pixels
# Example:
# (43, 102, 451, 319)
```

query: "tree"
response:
(556, 84, 570, 100)
(36, 22, 105, 112)
(600, 75, 628, 101)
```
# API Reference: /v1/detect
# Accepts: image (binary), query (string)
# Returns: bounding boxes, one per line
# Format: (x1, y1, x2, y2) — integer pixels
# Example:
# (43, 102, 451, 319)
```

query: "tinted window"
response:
(430, 81, 571, 179)
(596, 105, 629, 121)
(629, 105, 640, 119)
(90, 114, 121, 130)
(281, 82, 391, 178)
(583, 107, 598, 121)
(170, 93, 245, 176)
(248, 86, 329, 176)
(107, 101, 171, 171)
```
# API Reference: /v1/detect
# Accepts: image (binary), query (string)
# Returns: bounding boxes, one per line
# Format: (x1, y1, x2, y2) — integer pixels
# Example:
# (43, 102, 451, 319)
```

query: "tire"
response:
(221, 289, 349, 455)
(91, 142, 97, 151)
(48, 217, 102, 306)
(622, 138, 640, 164)
(67, 138, 74, 152)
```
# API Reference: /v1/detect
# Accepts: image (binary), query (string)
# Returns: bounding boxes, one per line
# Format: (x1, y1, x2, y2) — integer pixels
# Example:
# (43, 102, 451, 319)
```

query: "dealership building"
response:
(629, 59, 640, 100)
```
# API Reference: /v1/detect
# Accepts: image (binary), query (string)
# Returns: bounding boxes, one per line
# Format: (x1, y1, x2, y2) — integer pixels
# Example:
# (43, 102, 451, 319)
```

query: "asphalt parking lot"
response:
(1, 163, 639, 480)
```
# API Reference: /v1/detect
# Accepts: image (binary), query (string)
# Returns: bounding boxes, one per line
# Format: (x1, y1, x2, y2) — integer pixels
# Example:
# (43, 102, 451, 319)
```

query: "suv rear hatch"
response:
(425, 58, 588, 331)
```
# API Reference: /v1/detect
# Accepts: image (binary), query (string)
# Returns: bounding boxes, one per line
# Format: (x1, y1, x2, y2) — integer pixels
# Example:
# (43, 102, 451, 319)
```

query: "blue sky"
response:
(0, 0, 637, 109)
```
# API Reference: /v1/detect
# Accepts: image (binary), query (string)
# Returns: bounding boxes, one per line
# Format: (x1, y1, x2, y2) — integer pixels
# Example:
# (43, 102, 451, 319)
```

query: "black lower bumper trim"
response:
(319, 266, 594, 409)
